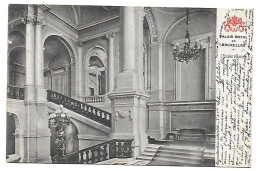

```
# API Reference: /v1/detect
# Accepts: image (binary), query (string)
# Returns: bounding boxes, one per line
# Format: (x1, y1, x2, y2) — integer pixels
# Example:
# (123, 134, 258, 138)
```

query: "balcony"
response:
(7, 85, 25, 100)
(83, 95, 105, 103)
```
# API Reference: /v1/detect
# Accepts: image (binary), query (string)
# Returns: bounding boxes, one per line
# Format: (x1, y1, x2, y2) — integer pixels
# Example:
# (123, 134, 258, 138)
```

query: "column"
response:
(96, 71, 99, 95)
(136, 7, 145, 91)
(116, 6, 137, 91)
(22, 5, 35, 102)
(19, 5, 51, 163)
(106, 32, 115, 92)
(34, 7, 46, 102)
(77, 41, 83, 100)
(123, 7, 135, 71)
(70, 61, 77, 98)
(144, 50, 148, 90)
(109, 7, 150, 158)
(84, 63, 90, 96)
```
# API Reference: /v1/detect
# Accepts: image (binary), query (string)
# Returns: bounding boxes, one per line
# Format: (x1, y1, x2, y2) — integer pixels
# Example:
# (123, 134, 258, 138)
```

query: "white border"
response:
(1, 0, 260, 171)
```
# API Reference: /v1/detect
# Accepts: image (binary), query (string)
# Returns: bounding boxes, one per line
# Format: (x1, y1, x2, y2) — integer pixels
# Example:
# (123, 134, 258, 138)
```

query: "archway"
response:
(6, 113, 20, 156)
(44, 36, 74, 96)
(6, 113, 16, 155)
(88, 56, 106, 96)
(8, 31, 25, 87)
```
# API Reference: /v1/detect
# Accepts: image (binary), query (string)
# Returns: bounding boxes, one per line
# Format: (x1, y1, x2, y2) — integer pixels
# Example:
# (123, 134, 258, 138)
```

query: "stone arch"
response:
(160, 9, 216, 44)
(7, 113, 20, 133)
(83, 46, 108, 96)
(42, 33, 77, 64)
(8, 29, 25, 39)
(6, 112, 20, 156)
(83, 45, 107, 67)
(43, 35, 77, 96)
(144, 7, 159, 43)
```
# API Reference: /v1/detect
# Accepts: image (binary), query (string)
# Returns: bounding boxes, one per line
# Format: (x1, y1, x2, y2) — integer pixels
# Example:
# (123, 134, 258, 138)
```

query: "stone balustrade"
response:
(7, 85, 25, 100)
(83, 95, 105, 103)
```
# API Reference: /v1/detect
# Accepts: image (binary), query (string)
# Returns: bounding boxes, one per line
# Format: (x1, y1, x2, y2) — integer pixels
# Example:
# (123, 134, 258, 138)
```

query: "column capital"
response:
(105, 32, 115, 40)
(21, 14, 35, 25)
(33, 14, 44, 26)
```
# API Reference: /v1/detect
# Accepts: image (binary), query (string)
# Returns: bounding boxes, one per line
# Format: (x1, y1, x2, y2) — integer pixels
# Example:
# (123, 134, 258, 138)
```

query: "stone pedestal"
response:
(19, 102, 51, 163)
(147, 104, 169, 139)
(108, 92, 149, 158)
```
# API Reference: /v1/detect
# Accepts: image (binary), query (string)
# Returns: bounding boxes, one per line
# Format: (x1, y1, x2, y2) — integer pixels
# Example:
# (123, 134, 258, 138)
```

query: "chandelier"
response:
(172, 9, 203, 63)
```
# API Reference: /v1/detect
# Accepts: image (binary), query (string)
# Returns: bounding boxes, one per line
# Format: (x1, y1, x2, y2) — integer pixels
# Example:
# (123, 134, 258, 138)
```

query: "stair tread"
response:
(136, 155, 154, 160)
(153, 156, 202, 165)
(145, 148, 159, 152)
(155, 153, 202, 160)
(147, 144, 163, 148)
(142, 151, 157, 156)
(158, 149, 203, 155)
(165, 145, 205, 151)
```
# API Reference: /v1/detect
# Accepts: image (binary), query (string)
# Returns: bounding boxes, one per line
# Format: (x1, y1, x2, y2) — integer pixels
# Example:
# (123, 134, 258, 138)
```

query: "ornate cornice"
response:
(79, 15, 119, 30)
(79, 28, 119, 42)
(148, 100, 216, 112)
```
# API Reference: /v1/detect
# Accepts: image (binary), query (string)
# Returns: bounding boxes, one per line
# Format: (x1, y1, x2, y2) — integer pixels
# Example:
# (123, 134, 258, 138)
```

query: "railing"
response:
(83, 95, 105, 103)
(7, 85, 25, 100)
(47, 90, 111, 127)
(56, 139, 133, 164)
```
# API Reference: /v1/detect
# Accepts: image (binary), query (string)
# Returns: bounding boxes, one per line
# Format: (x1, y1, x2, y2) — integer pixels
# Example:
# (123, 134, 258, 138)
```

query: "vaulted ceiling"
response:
(49, 5, 120, 27)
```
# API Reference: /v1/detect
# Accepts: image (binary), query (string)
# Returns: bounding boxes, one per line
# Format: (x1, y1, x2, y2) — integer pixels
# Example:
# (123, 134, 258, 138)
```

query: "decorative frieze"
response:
(115, 110, 132, 121)
(148, 101, 216, 112)
(169, 103, 216, 112)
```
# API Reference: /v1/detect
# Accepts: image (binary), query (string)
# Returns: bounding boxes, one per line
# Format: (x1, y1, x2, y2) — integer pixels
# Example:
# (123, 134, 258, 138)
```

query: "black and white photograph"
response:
(4, 0, 256, 169)
(6, 4, 217, 166)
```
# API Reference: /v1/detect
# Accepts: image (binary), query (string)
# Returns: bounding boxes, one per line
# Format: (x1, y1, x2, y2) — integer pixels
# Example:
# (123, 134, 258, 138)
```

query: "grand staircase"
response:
(47, 90, 112, 128)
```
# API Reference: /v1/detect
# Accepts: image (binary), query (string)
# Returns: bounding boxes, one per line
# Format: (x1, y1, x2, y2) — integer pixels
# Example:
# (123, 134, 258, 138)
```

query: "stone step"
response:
(152, 156, 202, 166)
(160, 146, 205, 154)
(158, 149, 203, 157)
(145, 148, 160, 152)
(165, 145, 205, 151)
(142, 151, 157, 156)
(136, 155, 154, 161)
(147, 144, 164, 149)
(155, 152, 202, 161)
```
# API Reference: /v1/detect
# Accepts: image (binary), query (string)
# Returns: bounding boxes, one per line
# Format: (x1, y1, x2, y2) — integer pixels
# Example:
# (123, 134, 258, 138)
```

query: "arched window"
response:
(88, 56, 106, 96)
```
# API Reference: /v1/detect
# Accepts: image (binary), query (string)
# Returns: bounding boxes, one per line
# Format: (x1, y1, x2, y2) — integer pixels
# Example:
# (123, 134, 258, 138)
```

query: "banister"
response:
(7, 85, 25, 100)
(55, 139, 134, 164)
(47, 90, 112, 127)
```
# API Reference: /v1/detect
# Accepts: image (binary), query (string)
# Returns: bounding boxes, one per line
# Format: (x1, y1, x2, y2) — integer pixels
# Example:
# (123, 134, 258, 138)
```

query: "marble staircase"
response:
(148, 144, 205, 166)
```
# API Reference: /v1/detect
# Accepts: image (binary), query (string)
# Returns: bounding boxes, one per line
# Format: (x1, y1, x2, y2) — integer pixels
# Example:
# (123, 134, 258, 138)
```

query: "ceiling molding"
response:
(48, 10, 78, 30)
(79, 28, 119, 43)
(79, 14, 119, 30)
(47, 9, 119, 32)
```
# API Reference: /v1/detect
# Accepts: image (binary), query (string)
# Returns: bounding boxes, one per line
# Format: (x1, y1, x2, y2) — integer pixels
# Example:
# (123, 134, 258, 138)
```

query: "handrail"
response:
(47, 90, 111, 127)
(7, 85, 25, 100)
(55, 139, 134, 164)
(83, 95, 105, 103)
